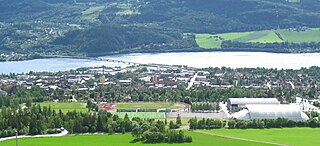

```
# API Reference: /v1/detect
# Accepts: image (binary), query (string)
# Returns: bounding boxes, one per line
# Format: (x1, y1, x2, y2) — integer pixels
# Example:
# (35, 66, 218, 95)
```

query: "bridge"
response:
(93, 58, 142, 66)
(75, 56, 143, 66)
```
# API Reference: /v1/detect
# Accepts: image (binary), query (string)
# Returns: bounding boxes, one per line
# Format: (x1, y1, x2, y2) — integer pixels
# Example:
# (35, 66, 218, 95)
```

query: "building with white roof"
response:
(232, 104, 309, 121)
(227, 98, 280, 112)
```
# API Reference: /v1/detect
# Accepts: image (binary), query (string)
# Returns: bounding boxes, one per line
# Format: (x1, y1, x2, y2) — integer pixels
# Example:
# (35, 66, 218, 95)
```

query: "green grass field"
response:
(114, 112, 165, 119)
(116, 102, 182, 110)
(0, 131, 272, 146)
(82, 6, 105, 15)
(2, 128, 318, 146)
(195, 28, 320, 49)
(81, 6, 105, 20)
(203, 128, 320, 146)
(38, 102, 87, 113)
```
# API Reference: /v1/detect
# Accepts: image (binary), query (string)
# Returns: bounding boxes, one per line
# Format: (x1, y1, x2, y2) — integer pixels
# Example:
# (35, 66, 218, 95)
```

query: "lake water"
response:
(1, 52, 320, 74)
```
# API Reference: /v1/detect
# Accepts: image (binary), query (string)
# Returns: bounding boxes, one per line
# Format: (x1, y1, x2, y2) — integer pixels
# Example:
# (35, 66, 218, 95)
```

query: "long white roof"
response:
(228, 98, 280, 105)
(232, 104, 309, 121)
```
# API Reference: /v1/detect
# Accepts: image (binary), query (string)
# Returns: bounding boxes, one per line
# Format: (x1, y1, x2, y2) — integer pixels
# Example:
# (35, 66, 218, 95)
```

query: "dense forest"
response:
(1, 0, 320, 56)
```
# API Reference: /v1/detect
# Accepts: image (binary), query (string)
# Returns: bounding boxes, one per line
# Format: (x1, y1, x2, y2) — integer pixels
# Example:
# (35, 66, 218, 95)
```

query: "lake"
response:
(1, 52, 320, 74)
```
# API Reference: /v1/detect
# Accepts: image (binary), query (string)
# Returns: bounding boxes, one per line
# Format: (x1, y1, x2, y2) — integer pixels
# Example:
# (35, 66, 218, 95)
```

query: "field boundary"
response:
(195, 130, 289, 146)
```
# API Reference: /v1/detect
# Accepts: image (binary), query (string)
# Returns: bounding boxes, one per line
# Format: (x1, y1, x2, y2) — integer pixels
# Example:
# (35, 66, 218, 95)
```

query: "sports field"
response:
(114, 112, 165, 119)
(0, 131, 272, 146)
(38, 102, 87, 113)
(195, 28, 320, 48)
(202, 128, 320, 146)
(116, 102, 182, 110)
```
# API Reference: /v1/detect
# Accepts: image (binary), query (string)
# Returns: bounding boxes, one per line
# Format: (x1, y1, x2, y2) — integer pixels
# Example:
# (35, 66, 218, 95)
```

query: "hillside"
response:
(1, 0, 320, 56)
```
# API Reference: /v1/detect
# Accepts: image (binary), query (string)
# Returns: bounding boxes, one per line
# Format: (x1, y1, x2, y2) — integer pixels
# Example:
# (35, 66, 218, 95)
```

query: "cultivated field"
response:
(195, 28, 320, 48)
(0, 131, 271, 146)
(114, 112, 165, 119)
(38, 102, 87, 113)
(203, 128, 320, 146)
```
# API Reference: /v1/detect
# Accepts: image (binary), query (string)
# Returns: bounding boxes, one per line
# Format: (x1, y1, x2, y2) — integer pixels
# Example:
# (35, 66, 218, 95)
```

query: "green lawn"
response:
(195, 28, 320, 49)
(114, 112, 165, 119)
(38, 102, 88, 113)
(116, 102, 181, 110)
(203, 128, 320, 146)
(0, 131, 271, 146)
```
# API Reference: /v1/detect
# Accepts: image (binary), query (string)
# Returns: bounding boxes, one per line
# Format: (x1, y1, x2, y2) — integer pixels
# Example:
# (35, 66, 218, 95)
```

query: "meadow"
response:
(195, 28, 320, 49)
(37, 102, 88, 113)
(0, 131, 272, 146)
(203, 128, 320, 146)
(2, 128, 318, 146)
(116, 102, 182, 110)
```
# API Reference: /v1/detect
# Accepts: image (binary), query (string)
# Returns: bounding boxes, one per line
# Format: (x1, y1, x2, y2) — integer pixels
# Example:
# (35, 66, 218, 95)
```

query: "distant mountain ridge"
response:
(1, 0, 320, 56)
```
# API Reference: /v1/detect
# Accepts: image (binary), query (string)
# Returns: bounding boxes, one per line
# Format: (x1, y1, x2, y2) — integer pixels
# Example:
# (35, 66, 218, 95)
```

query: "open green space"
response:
(82, 6, 105, 15)
(114, 112, 165, 119)
(37, 102, 87, 113)
(195, 28, 320, 49)
(116, 102, 181, 110)
(0, 131, 271, 146)
(203, 128, 320, 146)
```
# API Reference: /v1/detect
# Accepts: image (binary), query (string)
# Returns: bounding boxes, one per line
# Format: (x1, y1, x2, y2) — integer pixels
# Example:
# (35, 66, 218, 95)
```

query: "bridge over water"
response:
(71, 56, 142, 66)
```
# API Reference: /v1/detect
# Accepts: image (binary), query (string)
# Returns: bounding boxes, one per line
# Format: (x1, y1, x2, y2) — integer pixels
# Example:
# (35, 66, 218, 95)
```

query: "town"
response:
(1, 64, 319, 119)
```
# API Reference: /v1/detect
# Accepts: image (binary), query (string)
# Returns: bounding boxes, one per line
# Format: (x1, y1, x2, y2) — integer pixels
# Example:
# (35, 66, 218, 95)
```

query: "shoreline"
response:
(1, 49, 320, 63)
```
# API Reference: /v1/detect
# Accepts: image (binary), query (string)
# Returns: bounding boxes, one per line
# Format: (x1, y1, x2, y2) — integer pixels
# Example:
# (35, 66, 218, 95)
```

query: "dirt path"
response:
(0, 129, 68, 142)
(195, 130, 289, 146)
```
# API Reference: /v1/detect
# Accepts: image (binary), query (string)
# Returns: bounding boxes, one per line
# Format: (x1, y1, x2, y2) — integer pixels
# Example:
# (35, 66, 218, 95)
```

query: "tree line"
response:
(0, 105, 192, 143)
(189, 118, 320, 130)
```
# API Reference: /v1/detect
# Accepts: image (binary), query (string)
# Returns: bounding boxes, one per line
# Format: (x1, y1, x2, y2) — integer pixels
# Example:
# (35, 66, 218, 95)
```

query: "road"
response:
(186, 72, 198, 90)
(0, 129, 68, 142)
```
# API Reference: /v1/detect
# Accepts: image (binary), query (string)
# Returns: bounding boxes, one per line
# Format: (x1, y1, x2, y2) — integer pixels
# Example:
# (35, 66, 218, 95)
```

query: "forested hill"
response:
(1, 0, 320, 56)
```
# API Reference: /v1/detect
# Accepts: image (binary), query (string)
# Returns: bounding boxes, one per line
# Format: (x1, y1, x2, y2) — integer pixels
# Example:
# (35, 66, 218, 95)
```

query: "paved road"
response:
(195, 131, 289, 146)
(0, 129, 69, 142)
(186, 72, 198, 90)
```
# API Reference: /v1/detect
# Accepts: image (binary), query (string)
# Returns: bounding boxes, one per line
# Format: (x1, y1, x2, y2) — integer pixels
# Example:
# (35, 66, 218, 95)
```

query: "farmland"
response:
(195, 28, 320, 49)
(116, 102, 183, 110)
(37, 102, 88, 113)
(202, 128, 320, 146)
(0, 131, 272, 146)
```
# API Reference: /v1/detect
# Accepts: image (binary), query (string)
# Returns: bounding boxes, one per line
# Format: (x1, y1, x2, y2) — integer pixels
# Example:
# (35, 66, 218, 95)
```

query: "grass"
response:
(195, 28, 320, 49)
(37, 102, 88, 113)
(81, 6, 105, 20)
(159, 118, 191, 126)
(114, 112, 165, 119)
(82, 6, 105, 15)
(278, 28, 320, 43)
(0, 131, 272, 146)
(116, 102, 182, 110)
(115, 3, 140, 15)
(203, 128, 320, 146)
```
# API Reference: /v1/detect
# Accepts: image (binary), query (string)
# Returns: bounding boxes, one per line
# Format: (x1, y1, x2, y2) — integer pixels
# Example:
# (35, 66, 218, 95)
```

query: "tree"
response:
(131, 126, 141, 138)
(169, 121, 179, 129)
(176, 114, 182, 125)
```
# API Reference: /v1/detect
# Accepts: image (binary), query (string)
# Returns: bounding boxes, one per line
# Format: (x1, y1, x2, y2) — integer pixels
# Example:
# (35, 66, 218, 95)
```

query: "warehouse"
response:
(232, 104, 309, 121)
(227, 98, 280, 112)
